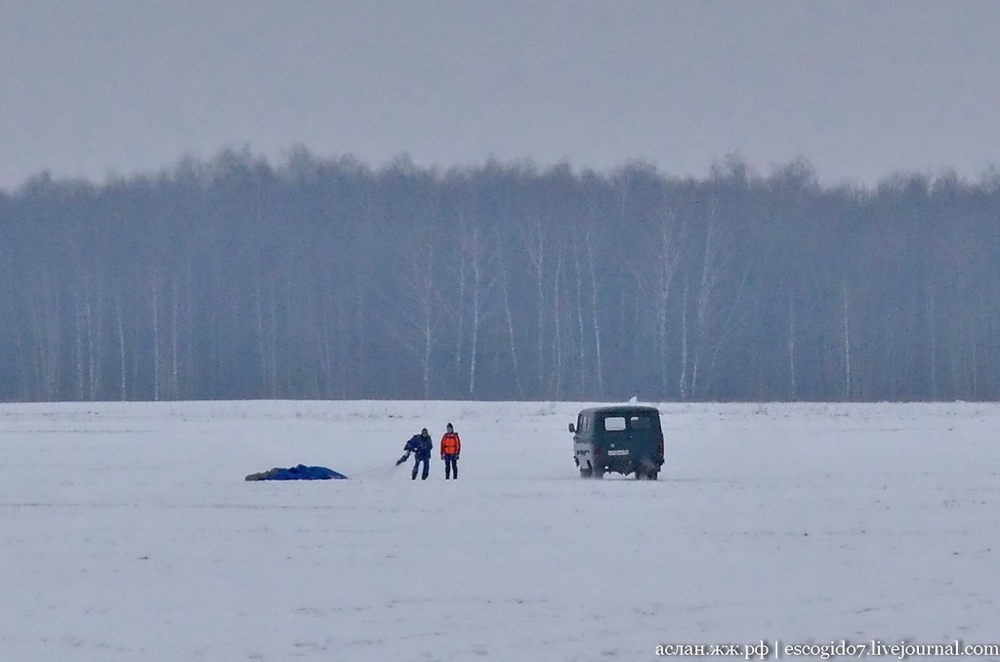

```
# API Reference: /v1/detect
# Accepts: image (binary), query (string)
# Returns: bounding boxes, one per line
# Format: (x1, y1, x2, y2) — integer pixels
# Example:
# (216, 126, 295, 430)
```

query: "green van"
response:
(569, 405, 664, 479)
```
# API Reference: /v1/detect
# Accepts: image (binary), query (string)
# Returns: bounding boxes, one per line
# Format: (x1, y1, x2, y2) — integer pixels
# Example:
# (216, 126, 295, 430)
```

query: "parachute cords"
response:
(350, 461, 405, 480)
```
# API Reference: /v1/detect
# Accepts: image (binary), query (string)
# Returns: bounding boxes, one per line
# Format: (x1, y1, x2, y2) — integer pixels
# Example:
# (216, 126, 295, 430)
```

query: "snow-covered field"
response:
(2, 400, 998, 661)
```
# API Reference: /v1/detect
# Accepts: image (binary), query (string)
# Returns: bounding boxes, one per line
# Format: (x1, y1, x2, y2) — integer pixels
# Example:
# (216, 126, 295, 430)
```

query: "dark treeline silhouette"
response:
(2, 149, 998, 402)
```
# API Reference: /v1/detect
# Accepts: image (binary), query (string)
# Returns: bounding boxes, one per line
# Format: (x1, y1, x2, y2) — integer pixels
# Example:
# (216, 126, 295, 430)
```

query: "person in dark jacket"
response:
(440, 423, 461, 479)
(402, 428, 433, 480)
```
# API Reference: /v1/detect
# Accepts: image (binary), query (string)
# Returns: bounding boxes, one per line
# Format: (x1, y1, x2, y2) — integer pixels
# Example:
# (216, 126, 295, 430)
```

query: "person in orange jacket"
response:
(440, 423, 461, 479)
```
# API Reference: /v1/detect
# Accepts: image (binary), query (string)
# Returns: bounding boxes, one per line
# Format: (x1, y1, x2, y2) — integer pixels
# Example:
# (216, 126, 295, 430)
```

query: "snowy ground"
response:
(1, 400, 998, 661)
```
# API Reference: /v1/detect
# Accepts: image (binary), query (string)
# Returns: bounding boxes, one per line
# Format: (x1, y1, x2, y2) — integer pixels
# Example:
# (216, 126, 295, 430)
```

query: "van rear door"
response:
(627, 412, 659, 457)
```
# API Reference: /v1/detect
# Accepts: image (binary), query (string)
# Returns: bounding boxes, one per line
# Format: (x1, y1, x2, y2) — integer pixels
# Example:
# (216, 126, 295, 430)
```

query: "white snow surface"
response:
(1, 400, 998, 661)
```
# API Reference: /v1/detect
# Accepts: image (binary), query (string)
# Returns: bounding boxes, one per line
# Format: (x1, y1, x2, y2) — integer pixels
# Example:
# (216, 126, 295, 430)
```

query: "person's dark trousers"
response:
(444, 455, 458, 479)
(412, 456, 429, 480)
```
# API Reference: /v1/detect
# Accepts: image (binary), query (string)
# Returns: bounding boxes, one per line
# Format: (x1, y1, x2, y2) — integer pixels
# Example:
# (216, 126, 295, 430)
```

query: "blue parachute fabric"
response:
(246, 464, 348, 481)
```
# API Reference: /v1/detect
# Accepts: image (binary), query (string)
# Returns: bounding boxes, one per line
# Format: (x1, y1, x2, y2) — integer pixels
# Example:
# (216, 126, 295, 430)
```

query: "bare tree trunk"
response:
(686, 199, 748, 399)
(423, 302, 434, 400)
(927, 290, 937, 399)
(679, 279, 689, 401)
(520, 214, 547, 396)
(468, 230, 481, 396)
(498, 250, 525, 398)
(392, 240, 438, 399)
(584, 232, 604, 398)
(657, 213, 682, 397)
(788, 294, 797, 400)
(254, 276, 267, 396)
(116, 291, 127, 400)
(573, 239, 587, 396)
(152, 280, 161, 402)
(454, 232, 468, 378)
(842, 281, 852, 401)
(171, 278, 180, 399)
(87, 274, 102, 400)
(32, 282, 60, 401)
(971, 334, 978, 398)
(74, 293, 85, 400)
(688, 210, 720, 398)
(552, 249, 563, 399)
(253, 273, 280, 398)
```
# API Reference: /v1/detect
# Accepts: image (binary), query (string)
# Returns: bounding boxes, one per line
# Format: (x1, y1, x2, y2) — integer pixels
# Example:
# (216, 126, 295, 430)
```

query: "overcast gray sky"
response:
(1, 1, 997, 190)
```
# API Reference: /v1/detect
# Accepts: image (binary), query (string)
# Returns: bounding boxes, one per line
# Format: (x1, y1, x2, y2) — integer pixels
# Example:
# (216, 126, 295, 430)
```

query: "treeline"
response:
(1, 150, 998, 402)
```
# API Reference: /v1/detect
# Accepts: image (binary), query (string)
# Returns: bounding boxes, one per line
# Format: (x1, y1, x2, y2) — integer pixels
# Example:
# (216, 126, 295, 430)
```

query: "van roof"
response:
(577, 405, 661, 417)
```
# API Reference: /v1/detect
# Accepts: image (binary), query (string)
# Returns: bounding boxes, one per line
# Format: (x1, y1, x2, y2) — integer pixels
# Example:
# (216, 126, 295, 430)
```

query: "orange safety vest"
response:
(440, 431, 461, 455)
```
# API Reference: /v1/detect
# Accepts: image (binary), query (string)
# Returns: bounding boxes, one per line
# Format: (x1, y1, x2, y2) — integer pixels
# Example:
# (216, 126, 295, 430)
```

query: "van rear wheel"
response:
(580, 466, 593, 478)
(635, 461, 655, 479)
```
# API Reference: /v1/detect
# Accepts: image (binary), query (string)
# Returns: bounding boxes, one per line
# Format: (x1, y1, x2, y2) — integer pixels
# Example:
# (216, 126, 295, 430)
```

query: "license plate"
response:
(606, 449, 629, 456)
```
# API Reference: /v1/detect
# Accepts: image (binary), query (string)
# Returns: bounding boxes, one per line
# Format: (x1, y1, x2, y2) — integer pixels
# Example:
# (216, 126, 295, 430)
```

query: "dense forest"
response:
(1, 150, 998, 402)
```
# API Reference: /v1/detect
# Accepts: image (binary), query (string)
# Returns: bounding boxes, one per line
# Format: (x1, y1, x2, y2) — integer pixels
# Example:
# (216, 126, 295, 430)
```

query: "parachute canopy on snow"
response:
(245, 464, 347, 481)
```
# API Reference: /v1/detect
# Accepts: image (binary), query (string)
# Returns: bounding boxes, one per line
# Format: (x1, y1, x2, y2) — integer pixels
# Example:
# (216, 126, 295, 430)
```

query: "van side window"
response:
(630, 416, 652, 430)
(603, 416, 627, 432)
